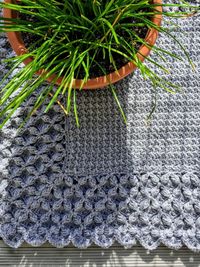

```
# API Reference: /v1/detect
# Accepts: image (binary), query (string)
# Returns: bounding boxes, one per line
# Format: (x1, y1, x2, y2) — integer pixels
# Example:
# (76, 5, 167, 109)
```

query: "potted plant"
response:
(0, 0, 198, 127)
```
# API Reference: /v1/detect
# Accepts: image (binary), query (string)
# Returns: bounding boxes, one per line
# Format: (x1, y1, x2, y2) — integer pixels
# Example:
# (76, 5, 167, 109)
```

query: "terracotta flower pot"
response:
(3, 0, 162, 90)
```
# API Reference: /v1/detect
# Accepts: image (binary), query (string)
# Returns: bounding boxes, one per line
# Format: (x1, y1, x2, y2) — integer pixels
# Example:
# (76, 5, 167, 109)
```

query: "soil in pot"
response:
(18, 2, 150, 79)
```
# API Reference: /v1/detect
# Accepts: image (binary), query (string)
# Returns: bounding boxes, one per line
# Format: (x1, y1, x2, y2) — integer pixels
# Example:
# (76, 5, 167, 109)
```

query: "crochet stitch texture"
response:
(0, 2, 200, 250)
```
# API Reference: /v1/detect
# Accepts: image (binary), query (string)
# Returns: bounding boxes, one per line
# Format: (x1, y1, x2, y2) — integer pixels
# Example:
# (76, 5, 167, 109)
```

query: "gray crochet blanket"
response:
(0, 3, 200, 251)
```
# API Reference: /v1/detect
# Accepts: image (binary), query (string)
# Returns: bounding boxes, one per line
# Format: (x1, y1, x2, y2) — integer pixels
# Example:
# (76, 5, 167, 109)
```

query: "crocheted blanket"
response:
(0, 3, 200, 251)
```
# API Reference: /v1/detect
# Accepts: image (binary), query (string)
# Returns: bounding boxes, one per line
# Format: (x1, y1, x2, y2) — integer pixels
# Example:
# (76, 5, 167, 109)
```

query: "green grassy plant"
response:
(0, 0, 199, 128)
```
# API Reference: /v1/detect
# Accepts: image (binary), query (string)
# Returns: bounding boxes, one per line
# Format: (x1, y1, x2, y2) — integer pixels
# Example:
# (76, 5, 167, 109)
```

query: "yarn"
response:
(0, 2, 200, 250)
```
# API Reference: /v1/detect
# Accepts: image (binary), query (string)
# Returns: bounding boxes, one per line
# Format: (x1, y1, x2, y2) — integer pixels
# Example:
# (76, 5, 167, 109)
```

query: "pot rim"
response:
(3, 0, 162, 89)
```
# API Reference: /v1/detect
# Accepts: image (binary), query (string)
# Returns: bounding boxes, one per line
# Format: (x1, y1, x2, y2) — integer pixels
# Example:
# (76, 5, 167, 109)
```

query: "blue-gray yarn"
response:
(0, 3, 200, 250)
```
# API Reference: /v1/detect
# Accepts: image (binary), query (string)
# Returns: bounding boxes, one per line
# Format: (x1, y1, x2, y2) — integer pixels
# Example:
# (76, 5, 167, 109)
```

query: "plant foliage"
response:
(0, 0, 199, 128)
